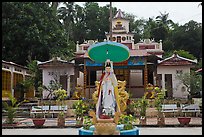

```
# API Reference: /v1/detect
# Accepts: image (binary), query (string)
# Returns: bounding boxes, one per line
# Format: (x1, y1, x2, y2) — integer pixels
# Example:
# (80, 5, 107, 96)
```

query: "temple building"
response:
(74, 9, 164, 98)
(2, 60, 34, 101)
(73, 9, 197, 99)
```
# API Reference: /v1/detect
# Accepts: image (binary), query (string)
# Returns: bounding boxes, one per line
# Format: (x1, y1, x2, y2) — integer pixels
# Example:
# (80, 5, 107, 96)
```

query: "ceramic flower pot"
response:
(178, 117, 191, 126)
(32, 118, 46, 127)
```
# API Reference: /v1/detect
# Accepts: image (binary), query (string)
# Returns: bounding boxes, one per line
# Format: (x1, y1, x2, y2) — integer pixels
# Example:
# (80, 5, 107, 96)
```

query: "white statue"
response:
(96, 59, 120, 118)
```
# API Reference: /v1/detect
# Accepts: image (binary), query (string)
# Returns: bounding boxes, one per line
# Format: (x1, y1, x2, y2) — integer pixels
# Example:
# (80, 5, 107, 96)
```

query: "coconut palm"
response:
(156, 11, 174, 30)
(57, 2, 75, 43)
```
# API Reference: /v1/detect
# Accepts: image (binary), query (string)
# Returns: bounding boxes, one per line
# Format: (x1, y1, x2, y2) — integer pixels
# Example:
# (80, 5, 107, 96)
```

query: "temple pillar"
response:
(83, 60, 87, 98)
(144, 57, 148, 91)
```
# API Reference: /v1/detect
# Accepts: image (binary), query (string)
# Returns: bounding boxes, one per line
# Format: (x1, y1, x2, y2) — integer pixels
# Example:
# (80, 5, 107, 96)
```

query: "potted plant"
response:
(125, 99, 135, 116)
(53, 88, 68, 127)
(177, 103, 191, 126)
(32, 86, 46, 127)
(118, 114, 139, 135)
(32, 112, 46, 127)
(73, 99, 88, 127)
(136, 95, 149, 125)
(83, 116, 93, 130)
(2, 93, 27, 127)
(153, 86, 166, 126)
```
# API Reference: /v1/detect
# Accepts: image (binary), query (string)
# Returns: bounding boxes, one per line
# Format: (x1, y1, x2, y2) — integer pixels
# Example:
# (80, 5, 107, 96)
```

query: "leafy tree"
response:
(176, 71, 202, 98)
(72, 4, 86, 43)
(2, 94, 27, 124)
(2, 2, 68, 66)
(163, 50, 196, 60)
(170, 20, 202, 59)
(27, 60, 42, 96)
(58, 2, 75, 43)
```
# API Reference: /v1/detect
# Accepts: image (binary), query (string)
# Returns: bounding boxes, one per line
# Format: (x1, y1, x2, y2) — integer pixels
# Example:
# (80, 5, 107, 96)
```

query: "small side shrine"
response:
(38, 57, 75, 99)
(157, 52, 197, 98)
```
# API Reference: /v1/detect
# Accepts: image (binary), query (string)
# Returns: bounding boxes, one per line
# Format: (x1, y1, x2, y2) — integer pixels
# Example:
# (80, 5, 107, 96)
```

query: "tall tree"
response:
(2, 2, 68, 65)
(171, 20, 202, 59)
(57, 2, 75, 42)
(84, 2, 101, 40)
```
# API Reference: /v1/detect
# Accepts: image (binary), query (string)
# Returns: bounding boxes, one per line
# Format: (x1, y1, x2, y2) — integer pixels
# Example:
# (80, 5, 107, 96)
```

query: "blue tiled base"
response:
(78, 125, 139, 135)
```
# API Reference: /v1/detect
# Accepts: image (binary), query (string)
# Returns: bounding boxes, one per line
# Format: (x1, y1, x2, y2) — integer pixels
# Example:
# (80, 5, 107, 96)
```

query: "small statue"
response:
(71, 84, 83, 99)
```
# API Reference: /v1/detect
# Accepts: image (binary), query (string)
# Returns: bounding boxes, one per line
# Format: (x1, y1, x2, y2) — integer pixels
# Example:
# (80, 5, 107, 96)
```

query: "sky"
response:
(76, 2, 202, 25)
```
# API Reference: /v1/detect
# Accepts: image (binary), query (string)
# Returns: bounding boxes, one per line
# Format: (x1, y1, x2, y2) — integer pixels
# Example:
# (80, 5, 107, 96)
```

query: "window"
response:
(2, 71, 11, 91)
(117, 36, 121, 43)
(13, 73, 23, 88)
(176, 70, 183, 74)
(87, 70, 96, 86)
(115, 69, 129, 85)
(129, 69, 143, 86)
(14, 68, 22, 72)
(122, 36, 126, 41)
(113, 37, 116, 41)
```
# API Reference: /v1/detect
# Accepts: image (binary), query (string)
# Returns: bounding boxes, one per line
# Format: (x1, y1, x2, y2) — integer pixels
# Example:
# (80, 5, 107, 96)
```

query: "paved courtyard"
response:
(2, 127, 202, 135)
(2, 117, 202, 128)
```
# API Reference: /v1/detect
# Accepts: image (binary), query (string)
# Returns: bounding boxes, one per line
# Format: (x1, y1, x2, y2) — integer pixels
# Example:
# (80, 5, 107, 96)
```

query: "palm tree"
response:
(57, 2, 75, 43)
(156, 11, 174, 30)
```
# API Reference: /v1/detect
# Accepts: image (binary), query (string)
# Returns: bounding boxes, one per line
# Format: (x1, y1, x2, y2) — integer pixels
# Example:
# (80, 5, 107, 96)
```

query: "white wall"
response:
(157, 65, 192, 98)
(42, 66, 74, 99)
(77, 71, 84, 86)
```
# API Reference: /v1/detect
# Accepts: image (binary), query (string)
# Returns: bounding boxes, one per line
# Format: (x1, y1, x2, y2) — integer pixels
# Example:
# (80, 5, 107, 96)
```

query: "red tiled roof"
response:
(158, 53, 197, 66)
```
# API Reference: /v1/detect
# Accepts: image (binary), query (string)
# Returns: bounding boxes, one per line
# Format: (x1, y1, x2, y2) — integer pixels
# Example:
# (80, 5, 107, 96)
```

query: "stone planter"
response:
(157, 112, 165, 126)
(32, 118, 46, 127)
(57, 117, 65, 127)
(94, 118, 118, 135)
(178, 117, 191, 126)
(139, 116, 146, 125)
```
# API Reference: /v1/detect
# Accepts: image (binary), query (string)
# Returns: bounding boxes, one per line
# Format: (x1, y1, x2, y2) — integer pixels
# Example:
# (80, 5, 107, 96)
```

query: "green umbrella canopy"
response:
(88, 41, 130, 63)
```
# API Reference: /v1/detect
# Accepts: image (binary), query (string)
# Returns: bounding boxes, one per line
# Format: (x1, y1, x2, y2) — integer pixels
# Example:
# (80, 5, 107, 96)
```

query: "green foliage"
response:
(2, 2, 68, 66)
(27, 60, 42, 93)
(14, 80, 33, 101)
(83, 116, 93, 130)
(42, 79, 62, 99)
(54, 88, 67, 101)
(3, 94, 28, 124)
(176, 71, 202, 98)
(136, 96, 149, 116)
(118, 114, 136, 130)
(153, 87, 166, 112)
(35, 112, 45, 118)
(163, 50, 196, 60)
(73, 100, 88, 120)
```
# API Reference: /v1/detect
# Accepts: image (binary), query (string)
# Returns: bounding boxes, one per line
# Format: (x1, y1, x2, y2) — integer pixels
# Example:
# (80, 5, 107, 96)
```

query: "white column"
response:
(11, 66, 14, 97)
(162, 74, 165, 90)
